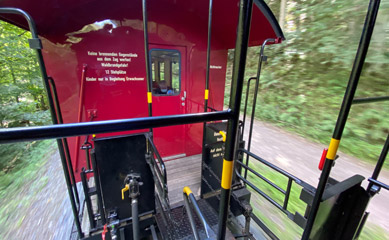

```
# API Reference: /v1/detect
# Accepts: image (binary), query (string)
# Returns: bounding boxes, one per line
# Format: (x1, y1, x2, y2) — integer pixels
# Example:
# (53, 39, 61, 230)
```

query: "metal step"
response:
(155, 199, 220, 240)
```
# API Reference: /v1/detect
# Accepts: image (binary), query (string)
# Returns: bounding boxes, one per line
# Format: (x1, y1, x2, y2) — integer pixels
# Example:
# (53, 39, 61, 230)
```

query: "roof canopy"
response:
(0, 0, 284, 48)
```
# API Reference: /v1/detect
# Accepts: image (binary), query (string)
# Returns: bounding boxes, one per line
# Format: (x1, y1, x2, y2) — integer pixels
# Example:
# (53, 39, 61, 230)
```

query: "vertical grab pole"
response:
(202, 0, 213, 162)
(48, 77, 80, 207)
(204, 0, 213, 112)
(142, 0, 153, 134)
(217, 0, 253, 239)
(74, 65, 88, 172)
(240, 77, 256, 141)
(0, 8, 83, 238)
(367, 134, 389, 193)
(244, 38, 275, 180)
(302, 0, 381, 238)
(142, 0, 153, 154)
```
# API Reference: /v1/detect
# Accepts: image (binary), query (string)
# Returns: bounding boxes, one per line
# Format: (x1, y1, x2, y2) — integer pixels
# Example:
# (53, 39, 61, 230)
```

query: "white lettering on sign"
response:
(126, 77, 144, 81)
(210, 65, 222, 69)
(86, 50, 143, 82)
(111, 70, 126, 75)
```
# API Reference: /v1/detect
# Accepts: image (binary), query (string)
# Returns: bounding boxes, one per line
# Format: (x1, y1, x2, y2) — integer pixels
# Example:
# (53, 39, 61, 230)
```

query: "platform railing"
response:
(235, 149, 314, 230)
(145, 134, 168, 205)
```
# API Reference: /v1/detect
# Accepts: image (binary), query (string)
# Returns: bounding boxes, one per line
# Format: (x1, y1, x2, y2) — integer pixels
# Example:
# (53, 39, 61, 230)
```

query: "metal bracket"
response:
(28, 38, 42, 49)
(124, 173, 143, 199)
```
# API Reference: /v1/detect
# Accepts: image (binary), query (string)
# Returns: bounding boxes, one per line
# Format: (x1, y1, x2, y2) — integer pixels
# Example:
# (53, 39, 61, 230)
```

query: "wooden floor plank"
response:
(165, 154, 202, 205)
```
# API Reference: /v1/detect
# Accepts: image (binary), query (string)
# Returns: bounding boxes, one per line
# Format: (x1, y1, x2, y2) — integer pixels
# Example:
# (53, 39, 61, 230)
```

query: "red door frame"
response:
(150, 44, 187, 160)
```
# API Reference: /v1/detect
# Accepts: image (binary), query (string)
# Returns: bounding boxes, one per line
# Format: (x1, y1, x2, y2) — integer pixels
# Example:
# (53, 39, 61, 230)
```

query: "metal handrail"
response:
(48, 77, 80, 207)
(236, 149, 314, 221)
(0, 8, 84, 238)
(352, 96, 389, 105)
(146, 135, 168, 199)
(244, 38, 275, 181)
(0, 110, 232, 144)
(235, 168, 290, 216)
(183, 187, 214, 240)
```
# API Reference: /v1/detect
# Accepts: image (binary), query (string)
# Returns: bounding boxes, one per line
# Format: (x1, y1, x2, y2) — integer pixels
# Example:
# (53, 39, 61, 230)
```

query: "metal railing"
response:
(236, 149, 314, 222)
(0, 8, 84, 238)
(183, 187, 215, 240)
(145, 134, 169, 208)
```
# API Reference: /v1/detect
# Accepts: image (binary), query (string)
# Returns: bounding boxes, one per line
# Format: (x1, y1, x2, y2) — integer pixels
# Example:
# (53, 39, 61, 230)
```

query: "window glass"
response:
(150, 50, 180, 96)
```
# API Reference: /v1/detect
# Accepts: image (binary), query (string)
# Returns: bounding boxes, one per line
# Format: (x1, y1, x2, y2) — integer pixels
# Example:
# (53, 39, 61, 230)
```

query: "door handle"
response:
(181, 91, 186, 106)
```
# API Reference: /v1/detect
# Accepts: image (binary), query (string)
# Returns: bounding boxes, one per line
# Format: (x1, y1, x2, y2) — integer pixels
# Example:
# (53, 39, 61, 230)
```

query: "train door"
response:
(150, 45, 187, 160)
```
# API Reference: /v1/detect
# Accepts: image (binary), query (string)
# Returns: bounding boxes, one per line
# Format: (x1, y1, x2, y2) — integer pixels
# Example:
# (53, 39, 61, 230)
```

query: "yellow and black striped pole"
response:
(217, 0, 253, 239)
(302, 0, 381, 238)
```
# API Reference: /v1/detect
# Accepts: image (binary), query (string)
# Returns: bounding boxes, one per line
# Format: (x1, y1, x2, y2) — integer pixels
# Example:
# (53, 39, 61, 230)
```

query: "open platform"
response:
(165, 154, 202, 206)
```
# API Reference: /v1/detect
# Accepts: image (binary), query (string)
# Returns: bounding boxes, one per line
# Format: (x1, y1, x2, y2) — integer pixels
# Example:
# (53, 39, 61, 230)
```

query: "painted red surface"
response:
(0, 0, 281, 181)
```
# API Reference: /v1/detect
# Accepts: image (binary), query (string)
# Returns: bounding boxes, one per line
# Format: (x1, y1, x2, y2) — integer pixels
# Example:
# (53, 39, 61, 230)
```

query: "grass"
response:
(245, 159, 389, 239)
(0, 140, 56, 236)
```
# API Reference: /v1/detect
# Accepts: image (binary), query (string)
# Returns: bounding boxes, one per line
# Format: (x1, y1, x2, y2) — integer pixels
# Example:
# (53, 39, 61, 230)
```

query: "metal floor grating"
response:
(155, 199, 219, 240)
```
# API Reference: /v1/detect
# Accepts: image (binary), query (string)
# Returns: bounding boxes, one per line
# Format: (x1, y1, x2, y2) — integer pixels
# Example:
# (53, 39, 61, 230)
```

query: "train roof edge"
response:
(0, 0, 285, 47)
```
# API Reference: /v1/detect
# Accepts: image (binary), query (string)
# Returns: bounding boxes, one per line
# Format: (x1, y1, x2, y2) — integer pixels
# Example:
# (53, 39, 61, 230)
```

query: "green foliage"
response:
(225, 0, 389, 167)
(0, 22, 53, 237)
(0, 21, 49, 129)
(0, 21, 50, 172)
(0, 140, 55, 234)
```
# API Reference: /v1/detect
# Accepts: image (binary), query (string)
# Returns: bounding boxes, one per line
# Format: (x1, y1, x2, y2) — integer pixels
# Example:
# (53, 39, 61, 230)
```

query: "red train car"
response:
(1, 0, 386, 239)
(0, 0, 283, 178)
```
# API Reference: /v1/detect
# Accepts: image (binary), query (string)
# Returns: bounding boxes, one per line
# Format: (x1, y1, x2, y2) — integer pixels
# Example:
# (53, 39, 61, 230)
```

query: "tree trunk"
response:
(279, 0, 287, 30)
(8, 63, 19, 103)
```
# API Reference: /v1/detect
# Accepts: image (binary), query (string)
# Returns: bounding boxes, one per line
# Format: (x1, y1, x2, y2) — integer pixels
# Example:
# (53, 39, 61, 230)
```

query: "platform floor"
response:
(164, 154, 202, 206)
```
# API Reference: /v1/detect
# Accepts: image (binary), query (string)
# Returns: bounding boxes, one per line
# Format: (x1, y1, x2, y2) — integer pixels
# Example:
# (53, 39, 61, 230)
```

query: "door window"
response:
(150, 49, 181, 96)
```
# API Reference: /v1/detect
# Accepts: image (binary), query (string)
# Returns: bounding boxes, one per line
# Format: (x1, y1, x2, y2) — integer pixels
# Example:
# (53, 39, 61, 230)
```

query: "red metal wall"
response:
(0, 0, 281, 180)
(40, 2, 229, 177)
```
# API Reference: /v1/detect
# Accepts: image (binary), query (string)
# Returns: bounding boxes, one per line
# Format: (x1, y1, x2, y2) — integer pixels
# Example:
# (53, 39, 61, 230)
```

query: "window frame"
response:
(149, 48, 181, 97)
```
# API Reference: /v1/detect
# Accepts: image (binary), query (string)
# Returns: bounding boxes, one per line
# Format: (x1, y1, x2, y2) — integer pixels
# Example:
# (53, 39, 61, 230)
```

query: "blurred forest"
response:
(225, 0, 389, 166)
(0, 21, 50, 188)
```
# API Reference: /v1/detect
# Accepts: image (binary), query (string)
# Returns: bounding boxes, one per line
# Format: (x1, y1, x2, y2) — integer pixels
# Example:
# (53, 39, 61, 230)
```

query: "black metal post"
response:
(302, 1, 381, 238)
(48, 77, 80, 207)
(241, 77, 256, 141)
(91, 151, 107, 225)
(283, 178, 293, 210)
(81, 168, 95, 229)
(142, 0, 153, 136)
(244, 38, 275, 180)
(0, 8, 83, 238)
(204, 0, 213, 113)
(202, 0, 214, 163)
(367, 134, 389, 193)
(217, 0, 253, 238)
